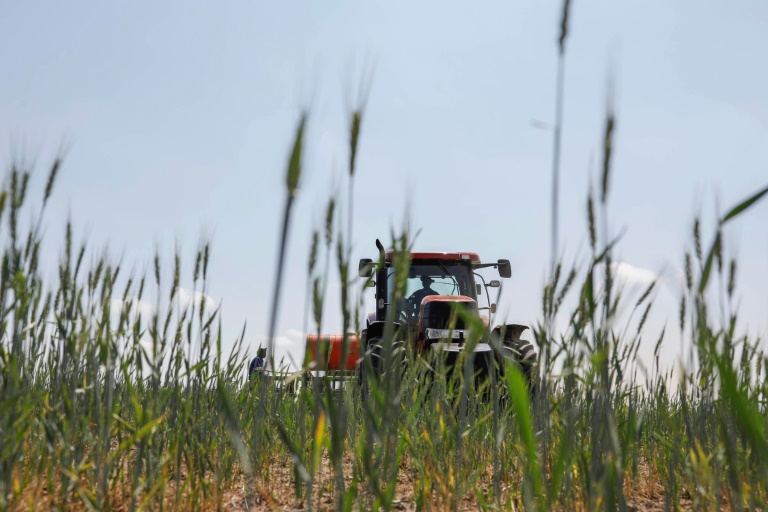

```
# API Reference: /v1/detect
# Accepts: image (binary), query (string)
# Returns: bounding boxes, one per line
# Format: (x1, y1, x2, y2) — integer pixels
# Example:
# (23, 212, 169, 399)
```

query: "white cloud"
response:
(110, 289, 218, 318)
(611, 262, 657, 287)
(110, 296, 155, 318)
(274, 335, 298, 348)
(284, 328, 305, 339)
(674, 267, 687, 287)
(138, 338, 155, 357)
(174, 287, 218, 311)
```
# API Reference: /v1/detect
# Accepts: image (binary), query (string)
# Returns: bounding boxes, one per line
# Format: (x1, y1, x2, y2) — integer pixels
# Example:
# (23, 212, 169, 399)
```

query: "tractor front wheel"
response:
(358, 336, 408, 398)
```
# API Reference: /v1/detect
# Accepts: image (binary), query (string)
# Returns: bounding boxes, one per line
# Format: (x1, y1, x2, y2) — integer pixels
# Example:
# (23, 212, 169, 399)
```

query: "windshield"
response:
(386, 263, 475, 321)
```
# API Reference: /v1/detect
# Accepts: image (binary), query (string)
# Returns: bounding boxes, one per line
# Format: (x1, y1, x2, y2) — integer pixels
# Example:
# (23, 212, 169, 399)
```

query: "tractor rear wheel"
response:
(500, 338, 537, 390)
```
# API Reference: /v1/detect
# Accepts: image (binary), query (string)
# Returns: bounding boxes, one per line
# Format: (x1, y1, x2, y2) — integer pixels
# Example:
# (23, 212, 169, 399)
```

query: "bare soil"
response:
(12, 454, 708, 511)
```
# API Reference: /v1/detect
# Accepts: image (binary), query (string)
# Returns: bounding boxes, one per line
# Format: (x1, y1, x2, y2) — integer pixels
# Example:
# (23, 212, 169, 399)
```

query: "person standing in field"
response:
(249, 347, 267, 379)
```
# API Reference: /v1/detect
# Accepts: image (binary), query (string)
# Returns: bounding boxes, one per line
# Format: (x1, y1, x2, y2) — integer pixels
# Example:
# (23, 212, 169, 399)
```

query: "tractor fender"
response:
(492, 323, 529, 341)
(364, 321, 389, 343)
(363, 320, 407, 347)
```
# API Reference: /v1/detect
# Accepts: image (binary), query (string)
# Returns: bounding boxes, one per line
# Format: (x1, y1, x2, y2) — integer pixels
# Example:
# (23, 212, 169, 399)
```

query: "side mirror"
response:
(488, 280, 500, 288)
(358, 258, 373, 278)
(497, 259, 511, 278)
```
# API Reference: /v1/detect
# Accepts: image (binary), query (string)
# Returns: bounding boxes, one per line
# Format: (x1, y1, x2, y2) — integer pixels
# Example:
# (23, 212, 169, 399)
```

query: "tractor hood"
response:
(418, 296, 493, 353)
(418, 295, 477, 332)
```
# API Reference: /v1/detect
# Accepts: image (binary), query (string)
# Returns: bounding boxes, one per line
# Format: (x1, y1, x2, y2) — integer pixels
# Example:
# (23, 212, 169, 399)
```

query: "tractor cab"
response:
(388, 258, 478, 324)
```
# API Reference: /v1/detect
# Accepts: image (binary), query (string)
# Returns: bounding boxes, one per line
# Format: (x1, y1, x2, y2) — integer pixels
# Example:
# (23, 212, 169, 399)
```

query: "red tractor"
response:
(304, 240, 537, 388)
(357, 239, 536, 388)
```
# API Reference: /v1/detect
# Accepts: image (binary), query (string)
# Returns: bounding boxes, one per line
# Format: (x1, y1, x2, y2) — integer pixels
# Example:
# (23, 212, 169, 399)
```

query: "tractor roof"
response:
(384, 251, 481, 263)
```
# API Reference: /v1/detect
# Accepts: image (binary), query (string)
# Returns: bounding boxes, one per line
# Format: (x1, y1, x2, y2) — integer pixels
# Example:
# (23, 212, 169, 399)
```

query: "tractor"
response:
(359, 239, 536, 388)
(303, 239, 537, 390)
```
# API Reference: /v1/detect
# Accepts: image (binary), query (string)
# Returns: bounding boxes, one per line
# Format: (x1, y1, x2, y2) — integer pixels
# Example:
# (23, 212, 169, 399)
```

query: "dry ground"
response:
(12, 453, 707, 511)
(215, 455, 697, 511)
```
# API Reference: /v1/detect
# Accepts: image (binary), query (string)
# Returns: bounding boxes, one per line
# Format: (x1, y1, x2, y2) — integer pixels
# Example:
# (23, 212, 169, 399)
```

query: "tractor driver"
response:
(407, 275, 439, 317)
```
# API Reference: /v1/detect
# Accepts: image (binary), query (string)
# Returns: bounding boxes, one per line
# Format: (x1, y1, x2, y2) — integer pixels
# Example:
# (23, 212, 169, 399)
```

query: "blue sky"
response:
(1, 1, 766, 370)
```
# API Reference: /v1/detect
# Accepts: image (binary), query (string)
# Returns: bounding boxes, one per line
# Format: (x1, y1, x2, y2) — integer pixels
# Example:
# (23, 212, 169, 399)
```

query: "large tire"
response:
(500, 338, 537, 390)
(358, 336, 408, 398)
(358, 336, 382, 398)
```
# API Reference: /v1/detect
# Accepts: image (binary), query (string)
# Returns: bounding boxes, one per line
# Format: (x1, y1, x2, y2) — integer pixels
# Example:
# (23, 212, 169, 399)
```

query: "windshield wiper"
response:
(436, 261, 452, 277)
(435, 262, 460, 295)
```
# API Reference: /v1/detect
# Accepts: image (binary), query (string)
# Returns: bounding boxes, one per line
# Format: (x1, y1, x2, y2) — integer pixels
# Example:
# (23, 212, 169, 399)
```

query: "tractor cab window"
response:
(386, 263, 475, 322)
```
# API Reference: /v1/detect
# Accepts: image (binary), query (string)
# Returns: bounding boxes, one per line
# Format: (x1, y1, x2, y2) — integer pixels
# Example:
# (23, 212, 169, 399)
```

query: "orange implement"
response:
(304, 334, 360, 371)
